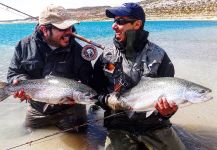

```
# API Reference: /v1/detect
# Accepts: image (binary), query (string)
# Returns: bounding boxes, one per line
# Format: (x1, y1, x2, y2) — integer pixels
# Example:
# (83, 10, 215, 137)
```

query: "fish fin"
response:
(0, 81, 9, 101)
(141, 76, 152, 81)
(126, 110, 135, 118)
(45, 75, 55, 79)
(179, 101, 192, 108)
(126, 110, 155, 118)
(43, 104, 50, 112)
(74, 126, 79, 132)
(146, 110, 155, 118)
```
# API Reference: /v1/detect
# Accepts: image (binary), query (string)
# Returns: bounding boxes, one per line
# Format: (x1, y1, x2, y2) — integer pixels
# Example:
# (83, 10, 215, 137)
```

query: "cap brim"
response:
(106, 7, 130, 18)
(52, 19, 79, 29)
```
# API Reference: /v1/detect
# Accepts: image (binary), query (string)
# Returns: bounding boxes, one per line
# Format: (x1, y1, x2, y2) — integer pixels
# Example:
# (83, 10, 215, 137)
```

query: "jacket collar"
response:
(113, 30, 149, 60)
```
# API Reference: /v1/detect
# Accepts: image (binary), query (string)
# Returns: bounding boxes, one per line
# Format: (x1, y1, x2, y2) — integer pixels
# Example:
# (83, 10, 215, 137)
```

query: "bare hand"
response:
(12, 79, 31, 102)
(154, 97, 178, 117)
(59, 97, 76, 105)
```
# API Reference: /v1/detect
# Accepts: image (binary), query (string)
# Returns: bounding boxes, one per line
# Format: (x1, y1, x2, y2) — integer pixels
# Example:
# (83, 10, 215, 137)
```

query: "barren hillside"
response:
(67, 0, 217, 20)
(140, 0, 217, 20)
(1, 0, 217, 23)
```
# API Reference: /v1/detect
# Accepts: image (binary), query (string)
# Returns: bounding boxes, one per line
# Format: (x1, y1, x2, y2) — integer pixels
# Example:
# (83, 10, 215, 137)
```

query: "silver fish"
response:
(0, 76, 97, 105)
(120, 77, 212, 114)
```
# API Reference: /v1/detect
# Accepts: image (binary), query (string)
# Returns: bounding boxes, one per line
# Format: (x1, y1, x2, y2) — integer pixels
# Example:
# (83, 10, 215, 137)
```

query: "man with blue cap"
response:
(92, 2, 186, 150)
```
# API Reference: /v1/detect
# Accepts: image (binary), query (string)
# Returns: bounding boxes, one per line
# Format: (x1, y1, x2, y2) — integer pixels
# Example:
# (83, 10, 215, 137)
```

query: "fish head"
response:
(185, 83, 213, 103)
(74, 86, 98, 105)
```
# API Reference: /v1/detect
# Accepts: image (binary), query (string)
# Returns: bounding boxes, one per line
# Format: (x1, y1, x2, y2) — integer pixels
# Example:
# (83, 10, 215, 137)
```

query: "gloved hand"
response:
(12, 79, 31, 102)
(105, 92, 131, 110)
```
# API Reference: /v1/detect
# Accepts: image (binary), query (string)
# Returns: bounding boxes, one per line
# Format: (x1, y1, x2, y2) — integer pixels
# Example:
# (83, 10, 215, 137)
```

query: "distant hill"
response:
(1, 0, 217, 23)
(140, 0, 217, 20)
(67, 6, 110, 21)
(66, 0, 217, 21)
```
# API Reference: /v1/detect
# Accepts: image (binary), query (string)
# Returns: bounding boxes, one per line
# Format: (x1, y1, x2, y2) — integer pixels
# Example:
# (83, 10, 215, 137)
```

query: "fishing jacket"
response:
(7, 29, 93, 114)
(92, 30, 174, 133)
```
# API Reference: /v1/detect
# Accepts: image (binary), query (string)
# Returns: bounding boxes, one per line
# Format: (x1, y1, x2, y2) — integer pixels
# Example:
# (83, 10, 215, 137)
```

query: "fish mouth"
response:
(83, 92, 97, 101)
(204, 95, 213, 101)
(200, 91, 213, 101)
(87, 94, 97, 101)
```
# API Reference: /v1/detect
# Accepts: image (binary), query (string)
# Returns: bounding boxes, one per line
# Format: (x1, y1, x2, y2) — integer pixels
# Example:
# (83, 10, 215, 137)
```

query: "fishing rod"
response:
(0, 2, 37, 20)
(0, 2, 104, 50)
(71, 32, 105, 50)
(6, 111, 125, 150)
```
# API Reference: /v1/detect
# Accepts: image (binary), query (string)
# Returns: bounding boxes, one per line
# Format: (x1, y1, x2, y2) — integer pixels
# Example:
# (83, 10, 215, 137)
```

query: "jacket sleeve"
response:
(7, 41, 30, 83)
(157, 52, 175, 77)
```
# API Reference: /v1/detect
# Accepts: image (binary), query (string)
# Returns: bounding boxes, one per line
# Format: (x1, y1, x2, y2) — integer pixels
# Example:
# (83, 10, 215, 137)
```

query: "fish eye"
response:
(199, 89, 206, 94)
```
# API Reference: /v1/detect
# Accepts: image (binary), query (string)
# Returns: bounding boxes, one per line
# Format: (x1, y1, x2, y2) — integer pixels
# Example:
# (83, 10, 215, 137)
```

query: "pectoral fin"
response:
(126, 110, 135, 118)
(43, 104, 50, 112)
(145, 110, 155, 118)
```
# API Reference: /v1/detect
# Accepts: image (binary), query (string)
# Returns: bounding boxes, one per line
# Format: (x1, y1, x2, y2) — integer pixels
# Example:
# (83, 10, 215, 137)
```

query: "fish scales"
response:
(120, 77, 212, 112)
(0, 76, 97, 105)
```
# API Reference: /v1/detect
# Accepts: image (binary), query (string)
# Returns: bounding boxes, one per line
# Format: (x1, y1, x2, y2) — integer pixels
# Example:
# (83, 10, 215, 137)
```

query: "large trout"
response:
(119, 77, 212, 115)
(0, 76, 97, 105)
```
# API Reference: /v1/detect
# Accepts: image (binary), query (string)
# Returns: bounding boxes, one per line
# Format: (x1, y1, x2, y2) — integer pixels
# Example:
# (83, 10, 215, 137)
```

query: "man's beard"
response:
(46, 35, 62, 48)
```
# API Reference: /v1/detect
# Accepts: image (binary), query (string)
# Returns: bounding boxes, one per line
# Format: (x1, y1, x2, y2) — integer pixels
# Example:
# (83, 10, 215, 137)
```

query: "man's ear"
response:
(133, 20, 142, 30)
(39, 25, 48, 36)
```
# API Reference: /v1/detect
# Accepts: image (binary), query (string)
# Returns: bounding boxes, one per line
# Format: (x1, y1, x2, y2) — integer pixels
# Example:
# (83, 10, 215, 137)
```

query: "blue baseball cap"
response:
(106, 3, 145, 21)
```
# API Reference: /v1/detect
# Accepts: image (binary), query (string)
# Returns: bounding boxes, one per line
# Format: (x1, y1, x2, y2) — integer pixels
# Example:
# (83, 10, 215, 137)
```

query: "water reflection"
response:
(174, 125, 217, 150)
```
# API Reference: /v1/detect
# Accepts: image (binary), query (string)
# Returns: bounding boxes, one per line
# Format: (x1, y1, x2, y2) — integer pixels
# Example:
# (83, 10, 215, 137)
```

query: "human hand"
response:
(106, 93, 131, 110)
(154, 97, 178, 117)
(12, 79, 31, 102)
(59, 97, 76, 105)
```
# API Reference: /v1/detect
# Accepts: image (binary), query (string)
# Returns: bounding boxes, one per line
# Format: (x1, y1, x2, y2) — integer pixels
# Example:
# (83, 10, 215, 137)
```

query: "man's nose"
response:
(112, 22, 118, 30)
(64, 28, 72, 34)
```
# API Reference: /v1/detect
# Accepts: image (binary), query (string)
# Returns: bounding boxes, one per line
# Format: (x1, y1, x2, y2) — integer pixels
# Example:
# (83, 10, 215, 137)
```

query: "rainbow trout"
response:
(0, 76, 97, 105)
(119, 77, 212, 115)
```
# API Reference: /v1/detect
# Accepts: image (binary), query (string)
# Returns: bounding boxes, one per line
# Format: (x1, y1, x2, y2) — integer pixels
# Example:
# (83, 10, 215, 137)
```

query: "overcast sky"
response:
(0, 0, 141, 20)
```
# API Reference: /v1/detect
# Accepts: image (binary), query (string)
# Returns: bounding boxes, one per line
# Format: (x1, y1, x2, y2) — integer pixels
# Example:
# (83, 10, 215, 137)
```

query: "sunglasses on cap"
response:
(114, 18, 137, 25)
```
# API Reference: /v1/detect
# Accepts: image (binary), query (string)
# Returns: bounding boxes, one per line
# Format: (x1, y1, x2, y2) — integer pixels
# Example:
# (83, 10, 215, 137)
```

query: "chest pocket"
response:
(21, 60, 44, 78)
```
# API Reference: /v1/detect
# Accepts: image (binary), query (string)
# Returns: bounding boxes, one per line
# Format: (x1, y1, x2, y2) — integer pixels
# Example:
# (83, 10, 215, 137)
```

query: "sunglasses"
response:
(114, 18, 137, 25)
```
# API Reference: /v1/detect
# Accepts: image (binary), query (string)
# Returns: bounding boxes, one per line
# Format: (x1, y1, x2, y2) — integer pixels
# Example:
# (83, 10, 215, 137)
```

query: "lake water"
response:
(0, 21, 217, 150)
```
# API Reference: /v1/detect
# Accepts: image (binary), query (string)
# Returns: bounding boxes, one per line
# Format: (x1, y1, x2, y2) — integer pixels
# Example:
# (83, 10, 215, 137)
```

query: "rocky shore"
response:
(1, 0, 217, 23)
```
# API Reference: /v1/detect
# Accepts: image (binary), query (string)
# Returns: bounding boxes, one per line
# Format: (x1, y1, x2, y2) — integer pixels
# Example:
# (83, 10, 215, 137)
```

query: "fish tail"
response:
(0, 81, 9, 101)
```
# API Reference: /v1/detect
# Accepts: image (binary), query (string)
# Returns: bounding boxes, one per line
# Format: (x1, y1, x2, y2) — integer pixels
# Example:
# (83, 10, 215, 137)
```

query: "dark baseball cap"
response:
(106, 3, 145, 21)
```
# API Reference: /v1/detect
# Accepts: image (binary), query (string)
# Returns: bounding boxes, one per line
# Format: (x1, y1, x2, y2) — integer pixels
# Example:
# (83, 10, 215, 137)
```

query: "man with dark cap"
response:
(92, 2, 186, 150)
(7, 5, 93, 132)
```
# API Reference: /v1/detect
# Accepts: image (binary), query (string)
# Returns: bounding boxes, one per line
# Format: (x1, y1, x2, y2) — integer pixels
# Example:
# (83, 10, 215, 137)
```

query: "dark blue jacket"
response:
(92, 31, 174, 133)
(7, 30, 93, 114)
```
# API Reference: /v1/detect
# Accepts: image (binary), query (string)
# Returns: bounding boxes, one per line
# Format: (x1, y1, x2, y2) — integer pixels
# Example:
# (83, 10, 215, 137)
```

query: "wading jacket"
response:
(7, 30, 93, 114)
(93, 31, 175, 133)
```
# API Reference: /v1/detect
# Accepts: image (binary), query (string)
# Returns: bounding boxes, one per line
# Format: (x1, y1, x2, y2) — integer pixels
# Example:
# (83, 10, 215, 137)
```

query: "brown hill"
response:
(67, 0, 217, 21)
(2, 0, 217, 23)
(140, 0, 217, 20)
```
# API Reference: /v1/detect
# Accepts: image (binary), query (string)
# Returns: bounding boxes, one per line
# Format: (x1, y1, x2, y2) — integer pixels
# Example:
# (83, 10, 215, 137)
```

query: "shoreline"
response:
(0, 15, 217, 24)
